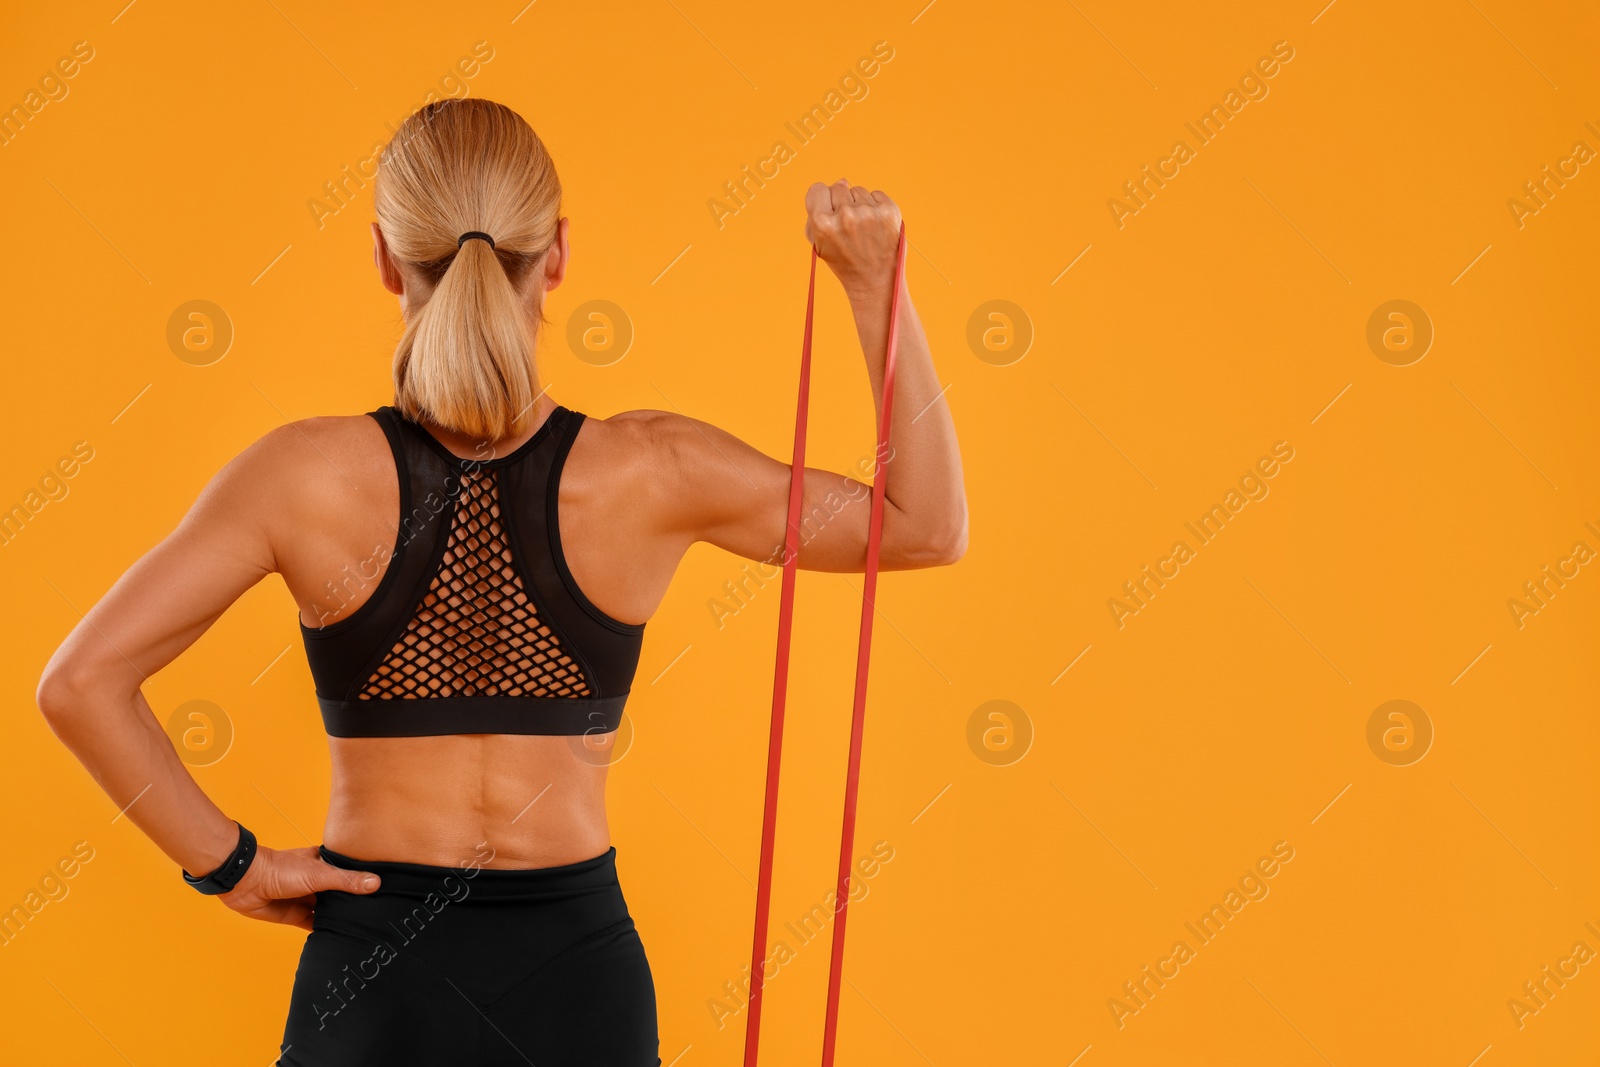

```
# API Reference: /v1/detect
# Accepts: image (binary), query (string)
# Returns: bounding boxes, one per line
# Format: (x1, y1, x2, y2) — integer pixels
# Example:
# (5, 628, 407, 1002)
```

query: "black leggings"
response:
(278, 845, 659, 1066)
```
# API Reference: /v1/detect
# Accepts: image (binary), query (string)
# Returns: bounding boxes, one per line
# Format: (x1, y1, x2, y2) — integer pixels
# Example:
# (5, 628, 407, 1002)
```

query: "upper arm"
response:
(39, 427, 298, 705)
(631, 410, 885, 573)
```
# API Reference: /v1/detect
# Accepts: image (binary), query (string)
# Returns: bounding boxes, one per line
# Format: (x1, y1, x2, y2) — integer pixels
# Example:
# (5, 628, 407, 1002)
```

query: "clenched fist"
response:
(804, 180, 903, 300)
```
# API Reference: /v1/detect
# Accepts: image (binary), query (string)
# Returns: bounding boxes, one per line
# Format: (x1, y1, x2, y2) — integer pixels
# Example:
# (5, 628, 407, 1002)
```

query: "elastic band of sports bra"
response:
(317, 693, 627, 738)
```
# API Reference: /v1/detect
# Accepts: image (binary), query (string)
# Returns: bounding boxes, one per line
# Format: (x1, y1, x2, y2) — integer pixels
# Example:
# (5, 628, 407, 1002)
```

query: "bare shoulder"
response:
(580, 407, 683, 444)
(571, 408, 696, 480)
(234, 414, 389, 490)
(197, 414, 392, 537)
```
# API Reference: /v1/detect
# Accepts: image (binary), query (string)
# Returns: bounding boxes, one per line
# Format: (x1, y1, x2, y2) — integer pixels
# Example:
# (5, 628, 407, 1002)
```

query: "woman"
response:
(36, 98, 966, 1065)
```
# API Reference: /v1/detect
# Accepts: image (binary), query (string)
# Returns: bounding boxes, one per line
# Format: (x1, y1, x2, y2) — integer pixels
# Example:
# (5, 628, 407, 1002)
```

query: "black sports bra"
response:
(300, 404, 645, 738)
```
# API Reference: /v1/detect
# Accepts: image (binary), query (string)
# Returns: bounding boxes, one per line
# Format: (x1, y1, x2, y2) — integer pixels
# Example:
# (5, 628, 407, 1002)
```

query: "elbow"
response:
(37, 658, 95, 736)
(895, 509, 968, 569)
(932, 499, 970, 565)
(927, 523, 969, 567)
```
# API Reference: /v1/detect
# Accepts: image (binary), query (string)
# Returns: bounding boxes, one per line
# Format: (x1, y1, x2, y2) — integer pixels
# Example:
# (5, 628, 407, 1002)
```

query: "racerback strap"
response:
(744, 221, 908, 1067)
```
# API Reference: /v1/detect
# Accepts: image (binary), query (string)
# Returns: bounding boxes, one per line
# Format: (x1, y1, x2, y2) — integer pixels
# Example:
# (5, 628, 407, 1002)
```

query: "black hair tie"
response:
(457, 231, 496, 250)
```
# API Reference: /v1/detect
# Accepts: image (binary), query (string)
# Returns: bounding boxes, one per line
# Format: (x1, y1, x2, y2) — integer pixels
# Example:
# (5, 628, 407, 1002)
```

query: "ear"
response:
(371, 222, 405, 296)
(540, 217, 570, 296)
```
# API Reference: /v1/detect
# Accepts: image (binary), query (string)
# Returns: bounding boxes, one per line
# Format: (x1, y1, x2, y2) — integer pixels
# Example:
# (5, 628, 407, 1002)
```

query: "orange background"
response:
(2, 1, 1597, 1064)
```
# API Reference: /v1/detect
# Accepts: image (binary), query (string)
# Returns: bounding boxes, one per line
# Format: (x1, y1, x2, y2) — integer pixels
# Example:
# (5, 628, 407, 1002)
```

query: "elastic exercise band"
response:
(744, 221, 908, 1067)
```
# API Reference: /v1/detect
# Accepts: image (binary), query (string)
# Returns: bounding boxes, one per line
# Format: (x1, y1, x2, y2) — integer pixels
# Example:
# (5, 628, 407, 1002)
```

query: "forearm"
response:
(695, 184, 967, 572)
(848, 277, 967, 561)
(42, 684, 242, 876)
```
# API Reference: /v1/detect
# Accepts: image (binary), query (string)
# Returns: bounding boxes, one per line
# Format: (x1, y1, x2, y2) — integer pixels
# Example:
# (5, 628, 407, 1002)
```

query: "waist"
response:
(324, 733, 615, 868)
(310, 844, 635, 968)
(318, 843, 622, 901)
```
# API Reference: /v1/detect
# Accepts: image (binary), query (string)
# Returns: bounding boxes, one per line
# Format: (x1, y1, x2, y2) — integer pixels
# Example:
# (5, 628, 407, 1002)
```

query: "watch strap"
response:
(182, 822, 257, 895)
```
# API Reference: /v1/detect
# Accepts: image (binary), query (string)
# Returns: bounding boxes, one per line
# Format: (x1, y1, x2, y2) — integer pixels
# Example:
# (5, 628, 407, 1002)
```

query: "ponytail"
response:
(375, 99, 562, 441)
(391, 236, 537, 442)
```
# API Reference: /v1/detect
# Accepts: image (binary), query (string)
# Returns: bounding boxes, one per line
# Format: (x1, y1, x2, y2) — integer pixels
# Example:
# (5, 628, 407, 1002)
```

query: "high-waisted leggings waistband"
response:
(316, 844, 621, 902)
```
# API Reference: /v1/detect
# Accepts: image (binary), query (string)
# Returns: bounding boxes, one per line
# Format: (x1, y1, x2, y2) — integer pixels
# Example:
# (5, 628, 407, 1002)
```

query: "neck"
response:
(417, 390, 556, 461)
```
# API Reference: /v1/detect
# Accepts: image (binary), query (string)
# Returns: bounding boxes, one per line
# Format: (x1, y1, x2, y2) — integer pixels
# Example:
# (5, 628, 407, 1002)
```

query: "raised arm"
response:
(647, 182, 967, 573)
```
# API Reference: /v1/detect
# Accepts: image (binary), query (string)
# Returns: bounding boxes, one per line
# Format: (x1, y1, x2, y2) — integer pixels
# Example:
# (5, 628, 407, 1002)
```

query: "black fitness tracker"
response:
(182, 822, 258, 895)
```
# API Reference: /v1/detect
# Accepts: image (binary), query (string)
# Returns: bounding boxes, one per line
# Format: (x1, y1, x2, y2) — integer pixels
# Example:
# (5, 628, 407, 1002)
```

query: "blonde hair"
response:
(375, 98, 561, 441)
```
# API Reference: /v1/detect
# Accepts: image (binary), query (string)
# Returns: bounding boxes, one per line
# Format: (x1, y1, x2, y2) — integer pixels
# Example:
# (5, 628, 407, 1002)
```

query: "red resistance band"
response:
(744, 221, 909, 1067)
